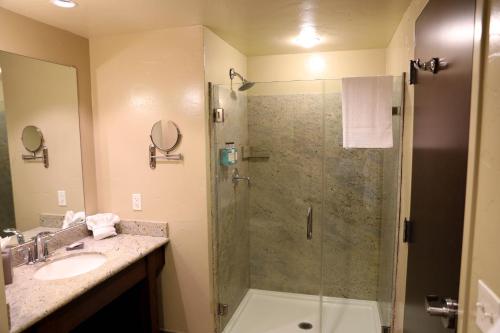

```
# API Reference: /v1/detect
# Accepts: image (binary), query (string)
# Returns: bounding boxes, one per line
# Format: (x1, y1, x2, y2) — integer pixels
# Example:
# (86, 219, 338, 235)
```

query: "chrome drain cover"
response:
(298, 322, 313, 330)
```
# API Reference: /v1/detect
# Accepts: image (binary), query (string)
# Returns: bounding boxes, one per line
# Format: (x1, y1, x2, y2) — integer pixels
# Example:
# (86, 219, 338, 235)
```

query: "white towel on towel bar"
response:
(341, 76, 393, 148)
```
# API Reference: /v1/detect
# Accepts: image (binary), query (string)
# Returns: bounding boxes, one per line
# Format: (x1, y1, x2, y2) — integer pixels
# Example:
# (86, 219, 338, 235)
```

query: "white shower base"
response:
(222, 289, 381, 333)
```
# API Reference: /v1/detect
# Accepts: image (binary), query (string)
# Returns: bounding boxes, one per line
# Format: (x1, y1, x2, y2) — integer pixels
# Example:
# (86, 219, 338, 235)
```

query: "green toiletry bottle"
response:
(220, 142, 237, 166)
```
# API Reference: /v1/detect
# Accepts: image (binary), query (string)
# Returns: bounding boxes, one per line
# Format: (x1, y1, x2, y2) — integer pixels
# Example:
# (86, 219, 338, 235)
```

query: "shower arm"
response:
(229, 68, 245, 82)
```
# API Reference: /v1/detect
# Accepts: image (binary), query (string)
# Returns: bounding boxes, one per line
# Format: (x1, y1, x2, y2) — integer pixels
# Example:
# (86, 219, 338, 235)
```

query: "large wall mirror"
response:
(0, 51, 85, 241)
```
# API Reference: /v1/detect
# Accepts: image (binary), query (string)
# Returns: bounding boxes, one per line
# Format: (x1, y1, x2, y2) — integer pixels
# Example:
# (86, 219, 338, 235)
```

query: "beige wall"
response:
(204, 28, 247, 86)
(246, 49, 386, 96)
(248, 48, 387, 82)
(384, 0, 428, 331)
(0, 8, 95, 333)
(461, 0, 500, 331)
(0, 52, 84, 231)
(90, 26, 213, 333)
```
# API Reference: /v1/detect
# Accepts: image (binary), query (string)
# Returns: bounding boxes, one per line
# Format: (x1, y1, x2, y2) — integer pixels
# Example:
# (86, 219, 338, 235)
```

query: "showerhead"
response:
(229, 68, 255, 91)
(239, 80, 255, 91)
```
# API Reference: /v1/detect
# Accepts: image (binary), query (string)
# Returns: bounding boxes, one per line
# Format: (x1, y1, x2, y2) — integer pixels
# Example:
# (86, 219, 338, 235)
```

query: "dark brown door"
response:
(403, 0, 475, 332)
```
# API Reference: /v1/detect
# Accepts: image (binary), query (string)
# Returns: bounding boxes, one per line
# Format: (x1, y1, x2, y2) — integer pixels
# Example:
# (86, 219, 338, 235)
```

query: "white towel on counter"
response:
(86, 213, 120, 240)
(341, 76, 393, 148)
(62, 210, 86, 229)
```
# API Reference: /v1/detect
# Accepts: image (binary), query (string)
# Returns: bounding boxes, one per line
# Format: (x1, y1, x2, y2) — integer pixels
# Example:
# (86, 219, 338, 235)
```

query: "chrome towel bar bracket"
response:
(149, 144, 183, 169)
(410, 57, 448, 84)
(22, 147, 49, 168)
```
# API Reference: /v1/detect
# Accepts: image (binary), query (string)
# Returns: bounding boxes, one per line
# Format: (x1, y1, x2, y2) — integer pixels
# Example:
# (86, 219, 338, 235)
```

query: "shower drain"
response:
(298, 322, 313, 330)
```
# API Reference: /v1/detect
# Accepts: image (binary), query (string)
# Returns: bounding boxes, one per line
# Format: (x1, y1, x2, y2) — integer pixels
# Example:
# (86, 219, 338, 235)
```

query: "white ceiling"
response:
(0, 0, 412, 56)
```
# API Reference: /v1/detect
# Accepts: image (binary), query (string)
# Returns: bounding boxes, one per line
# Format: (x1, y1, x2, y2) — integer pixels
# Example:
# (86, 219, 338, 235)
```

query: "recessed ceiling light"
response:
(51, 0, 77, 8)
(293, 27, 322, 48)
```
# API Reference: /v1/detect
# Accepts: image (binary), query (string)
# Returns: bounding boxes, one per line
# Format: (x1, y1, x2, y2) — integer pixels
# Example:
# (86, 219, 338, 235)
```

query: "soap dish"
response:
(66, 241, 84, 251)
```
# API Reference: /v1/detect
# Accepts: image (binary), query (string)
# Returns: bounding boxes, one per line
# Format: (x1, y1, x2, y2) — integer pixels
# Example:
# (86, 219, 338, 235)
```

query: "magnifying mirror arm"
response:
(21, 146, 49, 168)
(149, 144, 183, 169)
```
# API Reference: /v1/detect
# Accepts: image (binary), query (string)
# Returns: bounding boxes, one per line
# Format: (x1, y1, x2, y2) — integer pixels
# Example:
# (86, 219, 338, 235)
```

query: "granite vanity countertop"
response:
(5, 234, 169, 333)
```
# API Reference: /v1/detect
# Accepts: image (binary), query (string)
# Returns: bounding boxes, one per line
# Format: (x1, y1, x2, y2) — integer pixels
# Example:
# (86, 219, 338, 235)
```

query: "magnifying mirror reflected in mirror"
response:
(21, 125, 44, 153)
(150, 120, 181, 153)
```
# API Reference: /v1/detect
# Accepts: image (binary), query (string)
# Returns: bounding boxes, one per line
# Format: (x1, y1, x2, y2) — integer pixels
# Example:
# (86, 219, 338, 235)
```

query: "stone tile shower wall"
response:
(248, 94, 324, 295)
(247, 92, 384, 300)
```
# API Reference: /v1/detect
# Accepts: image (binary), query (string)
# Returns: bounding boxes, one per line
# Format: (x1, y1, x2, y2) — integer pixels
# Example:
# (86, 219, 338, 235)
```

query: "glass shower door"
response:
(320, 77, 404, 332)
(211, 80, 325, 333)
(211, 83, 251, 332)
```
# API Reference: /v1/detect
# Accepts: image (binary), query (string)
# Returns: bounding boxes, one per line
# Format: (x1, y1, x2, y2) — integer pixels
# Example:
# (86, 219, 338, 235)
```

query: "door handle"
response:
(425, 295, 458, 329)
(306, 207, 312, 240)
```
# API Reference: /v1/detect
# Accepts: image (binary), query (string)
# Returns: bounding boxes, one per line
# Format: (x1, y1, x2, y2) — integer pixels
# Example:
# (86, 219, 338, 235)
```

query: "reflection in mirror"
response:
(150, 120, 181, 152)
(0, 51, 85, 245)
(21, 125, 44, 152)
(20, 125, 49, 168)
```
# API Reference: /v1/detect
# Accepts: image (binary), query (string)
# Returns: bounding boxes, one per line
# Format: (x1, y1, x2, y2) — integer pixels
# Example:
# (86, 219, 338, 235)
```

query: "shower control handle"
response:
(307, 207, 313, 240)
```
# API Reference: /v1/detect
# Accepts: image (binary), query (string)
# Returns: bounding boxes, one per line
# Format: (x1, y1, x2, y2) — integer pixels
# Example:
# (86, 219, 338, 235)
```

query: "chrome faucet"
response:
(3, 228, 25, 244)
(232, 168, 251, 185)
(31, 231, 54, 263)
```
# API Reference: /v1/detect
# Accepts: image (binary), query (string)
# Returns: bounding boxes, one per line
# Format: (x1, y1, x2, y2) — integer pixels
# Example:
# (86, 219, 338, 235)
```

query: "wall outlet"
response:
(476, 280, 500, 332)
(57, 190, 67, 206)
(132, 193, 142, 211)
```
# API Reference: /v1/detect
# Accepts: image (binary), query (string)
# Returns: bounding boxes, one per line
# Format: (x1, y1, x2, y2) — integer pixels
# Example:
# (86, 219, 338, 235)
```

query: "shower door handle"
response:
(307, 207, 313, 240)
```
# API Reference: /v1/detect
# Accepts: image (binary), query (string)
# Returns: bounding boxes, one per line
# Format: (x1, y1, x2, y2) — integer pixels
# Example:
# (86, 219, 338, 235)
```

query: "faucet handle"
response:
(42, 236, 55, 257)
(27, 247, 35, 264)
(43, 240, 50, 258)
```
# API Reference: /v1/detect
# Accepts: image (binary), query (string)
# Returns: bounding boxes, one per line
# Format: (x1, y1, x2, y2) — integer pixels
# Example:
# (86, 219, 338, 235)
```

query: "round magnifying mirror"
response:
(21, 126, 44, 153)
(150, 120, 181, 152)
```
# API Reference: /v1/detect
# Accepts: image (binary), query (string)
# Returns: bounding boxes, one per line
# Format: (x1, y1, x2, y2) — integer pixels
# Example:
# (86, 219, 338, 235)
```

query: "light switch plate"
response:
(132, 193, 142, 211)
(476, 280, 500, 332)
(57, 190, 67, 206)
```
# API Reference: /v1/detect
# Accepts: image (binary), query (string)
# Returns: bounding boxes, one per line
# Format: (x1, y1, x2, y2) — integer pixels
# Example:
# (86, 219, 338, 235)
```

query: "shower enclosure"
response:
(210, 76, 404, 333)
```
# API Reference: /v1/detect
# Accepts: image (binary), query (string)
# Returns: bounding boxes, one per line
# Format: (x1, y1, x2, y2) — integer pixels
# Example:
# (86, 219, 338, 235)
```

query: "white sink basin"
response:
(34, 252, 107, 280)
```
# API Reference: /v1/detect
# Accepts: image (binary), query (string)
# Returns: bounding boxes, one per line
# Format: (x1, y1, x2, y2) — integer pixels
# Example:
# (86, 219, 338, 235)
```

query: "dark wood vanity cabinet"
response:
(23, 246, 166, 333)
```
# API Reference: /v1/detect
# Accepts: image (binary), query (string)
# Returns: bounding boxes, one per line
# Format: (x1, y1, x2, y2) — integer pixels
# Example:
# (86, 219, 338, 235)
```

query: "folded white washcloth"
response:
(62, 210, 86, 229)
(86, 213, 120, 240)
(91, 225, 117, 240)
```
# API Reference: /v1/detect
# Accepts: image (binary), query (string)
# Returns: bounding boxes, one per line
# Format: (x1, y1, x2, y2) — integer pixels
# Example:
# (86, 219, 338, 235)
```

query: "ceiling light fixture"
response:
(293, 26, 322, 48)
(51, 0, 77, 8)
